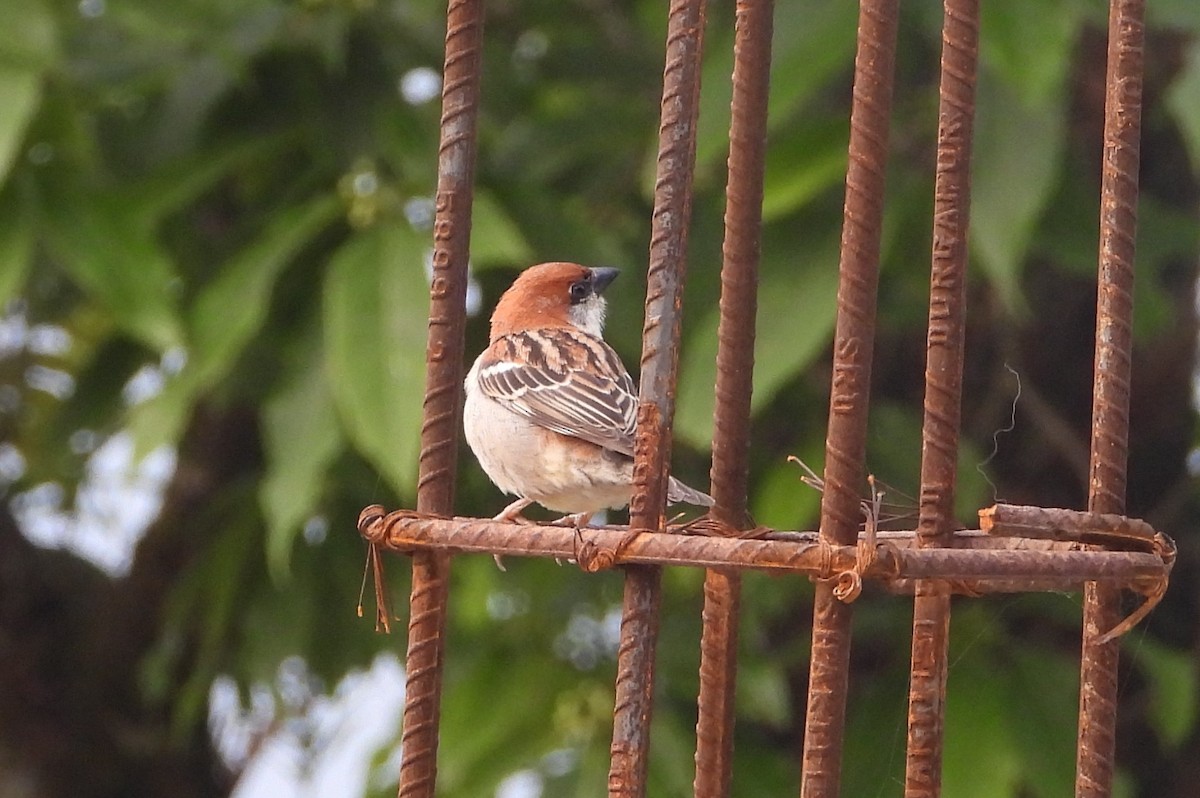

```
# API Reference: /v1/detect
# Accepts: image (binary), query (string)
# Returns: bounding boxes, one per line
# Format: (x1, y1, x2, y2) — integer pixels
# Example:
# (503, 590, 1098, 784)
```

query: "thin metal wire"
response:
(693, 0, 775, 794)
(1077, 1, 1145, 795)
(397, 1, 484, 795)
(609, 0, 707, 795)
(905, 1, 979, 794)
(800, 2, 899, 795)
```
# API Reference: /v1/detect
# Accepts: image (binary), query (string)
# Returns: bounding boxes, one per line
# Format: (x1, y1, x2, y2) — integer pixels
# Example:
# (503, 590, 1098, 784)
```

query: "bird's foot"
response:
(491, 498, 536, 570)
(548, 513, 594, 565)
(493, 497, 535, 524)
(550, 511, 594, 529)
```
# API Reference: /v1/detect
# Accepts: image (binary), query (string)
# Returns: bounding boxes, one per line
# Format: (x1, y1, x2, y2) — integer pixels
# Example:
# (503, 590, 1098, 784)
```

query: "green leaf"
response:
(967, 0, 1081, 309)
(1008, 646, 1078, 798)
(324, 221, 431, 498)
(0, 68, 40, 188)
(168, 505, 261, 737)
(969, 69, 1067, 309)
(979, 0, 1083, 107)
(763, 0, 858, 124)
(47, 194, 186, 352)
(188, 194, 341, 383)
(0, 0, 55, 187)
(0, 187, 32, 306)
(761, 118, 848, 221)
(673, 237, 840, 449)
(470, 189, 534, 268)
(124, 379, 197, 462)
(736, 658, 792, 728)
(943, 626, 1022, 798)
(751, 447, 824, 533)
(122, 134, 296, 225)
(127, 195, 341, 454)
(647, 712, 698, 797)
(0, 0, 56, 70)
(1147, 0, 1200, 28)
(693, 0, 857, 174)
(438, 650, 585, 794)
(1166, 41, 1200, 177)
(259, 327, 344, 580)
(1134, 638, 1199, 749)
(841, 663, 908, 796)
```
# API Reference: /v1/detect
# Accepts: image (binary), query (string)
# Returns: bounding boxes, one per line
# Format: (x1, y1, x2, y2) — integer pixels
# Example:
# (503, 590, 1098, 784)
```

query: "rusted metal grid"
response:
(364, 0, 1173, 797)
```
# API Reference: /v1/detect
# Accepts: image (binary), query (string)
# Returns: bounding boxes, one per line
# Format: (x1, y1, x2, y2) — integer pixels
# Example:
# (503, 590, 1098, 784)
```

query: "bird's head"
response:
(489, 262, 620, 341)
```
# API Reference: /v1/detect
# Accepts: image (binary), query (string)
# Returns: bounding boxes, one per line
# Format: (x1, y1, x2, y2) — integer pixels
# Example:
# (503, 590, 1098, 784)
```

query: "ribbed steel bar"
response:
(610, 0, 706, 795)
(905, 1, 979, 795)
(800, 2, 899, 795)
(892, 548, 1162, 583)
(1077, 1, 1145, 795)
(356, 509, 1170, 587)
(889, 578, 1124, 595)
(397, 1, 483, 795)
(695, 570, 740, 797)
(981, 504, 1157, 547)
(693, 1, 774, 795)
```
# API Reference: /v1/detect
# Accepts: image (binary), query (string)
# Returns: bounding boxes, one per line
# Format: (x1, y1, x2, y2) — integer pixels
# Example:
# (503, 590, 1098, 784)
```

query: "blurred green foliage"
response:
(2, 0, 1199, 796)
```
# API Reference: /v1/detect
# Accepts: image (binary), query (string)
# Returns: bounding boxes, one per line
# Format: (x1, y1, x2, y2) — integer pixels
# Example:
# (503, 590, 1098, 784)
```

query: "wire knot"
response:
(575, 527, 642, 572)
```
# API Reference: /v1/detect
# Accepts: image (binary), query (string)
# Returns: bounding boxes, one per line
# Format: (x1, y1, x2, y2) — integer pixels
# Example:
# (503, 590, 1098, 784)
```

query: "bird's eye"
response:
(569, 281, 590, 303)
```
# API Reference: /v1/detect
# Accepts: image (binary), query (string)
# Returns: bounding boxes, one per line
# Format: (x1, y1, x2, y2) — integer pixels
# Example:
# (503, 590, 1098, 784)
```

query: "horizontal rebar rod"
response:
(357, 506, 1170, 591)
(887, 578, 1114, 595)
(981, 503, 1157, 547)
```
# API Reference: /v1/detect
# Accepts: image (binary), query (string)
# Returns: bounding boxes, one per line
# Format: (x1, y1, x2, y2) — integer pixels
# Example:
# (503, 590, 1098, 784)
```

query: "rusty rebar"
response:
(709, 0, 773, 534)
(981, 503, 1156, 548)
(888, 578, 1112, 595)
(356, 509, 1170, 589)
(905, 1, 978, 794)
(695, 570, 740, 797)
(801, 2, 899, 795)
(632, 0, 708, 528)
(609, 566, 663, 798)
(396, 1, 484, 795)
(610, 1, 707, 795)
(915, 0, 978, 552)
(693, 1, 774, 795)
(1077, 1, 1145, 795)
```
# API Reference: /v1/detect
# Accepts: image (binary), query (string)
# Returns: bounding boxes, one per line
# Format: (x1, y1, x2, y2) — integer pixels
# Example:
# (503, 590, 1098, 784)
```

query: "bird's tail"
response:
(667, 476, 714, 508)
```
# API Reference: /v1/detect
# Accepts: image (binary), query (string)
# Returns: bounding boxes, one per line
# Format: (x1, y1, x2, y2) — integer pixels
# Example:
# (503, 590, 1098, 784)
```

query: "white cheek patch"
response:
(569, 295, 607, 337)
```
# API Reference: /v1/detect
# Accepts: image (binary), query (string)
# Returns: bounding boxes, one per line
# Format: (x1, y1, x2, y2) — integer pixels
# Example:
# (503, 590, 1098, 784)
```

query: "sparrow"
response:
(463, 261, 714, 533)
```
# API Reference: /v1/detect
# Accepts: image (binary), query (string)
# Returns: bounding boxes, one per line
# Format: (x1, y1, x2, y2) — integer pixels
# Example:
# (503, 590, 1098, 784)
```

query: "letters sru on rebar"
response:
(801, 2, 899, 795)
(364, 1, 1164, 797)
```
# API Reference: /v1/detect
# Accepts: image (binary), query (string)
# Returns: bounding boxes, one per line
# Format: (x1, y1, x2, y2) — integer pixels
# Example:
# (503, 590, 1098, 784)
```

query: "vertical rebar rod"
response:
(693, 1, 774, 795)
(800, 2, 898, 796)
(398, 1, 484, 795)
(1077, 1, 1144, 795)
(904, 1, 979, 795)
(609, 0, 706, 795)
(695, 570, 741, 798)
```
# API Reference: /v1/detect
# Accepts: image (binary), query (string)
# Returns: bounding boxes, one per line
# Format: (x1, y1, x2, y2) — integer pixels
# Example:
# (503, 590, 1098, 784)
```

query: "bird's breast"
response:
(464, 364, 633, 514)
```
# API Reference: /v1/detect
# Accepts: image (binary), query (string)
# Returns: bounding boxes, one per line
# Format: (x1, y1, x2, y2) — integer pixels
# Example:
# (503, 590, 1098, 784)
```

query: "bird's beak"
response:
(590, 267, 619, 295)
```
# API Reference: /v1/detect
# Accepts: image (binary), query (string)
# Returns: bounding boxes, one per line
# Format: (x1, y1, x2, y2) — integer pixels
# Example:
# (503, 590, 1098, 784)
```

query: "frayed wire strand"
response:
(357, 542, 393, 634)
(788, 455, 900, 528)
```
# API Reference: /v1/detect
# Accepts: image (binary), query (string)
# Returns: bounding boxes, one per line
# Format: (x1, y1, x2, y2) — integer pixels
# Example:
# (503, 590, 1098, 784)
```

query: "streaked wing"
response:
(477, 330, 637, 455)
